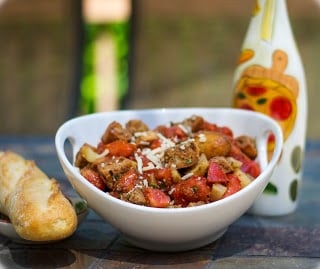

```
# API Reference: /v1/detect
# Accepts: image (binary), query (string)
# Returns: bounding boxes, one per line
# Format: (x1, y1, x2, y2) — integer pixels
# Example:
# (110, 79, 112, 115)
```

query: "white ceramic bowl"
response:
(55, 108, 283, 252)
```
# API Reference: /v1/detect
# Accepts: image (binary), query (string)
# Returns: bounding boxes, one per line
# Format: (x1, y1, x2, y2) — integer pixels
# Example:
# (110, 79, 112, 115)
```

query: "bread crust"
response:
(0, 151, 77, 241)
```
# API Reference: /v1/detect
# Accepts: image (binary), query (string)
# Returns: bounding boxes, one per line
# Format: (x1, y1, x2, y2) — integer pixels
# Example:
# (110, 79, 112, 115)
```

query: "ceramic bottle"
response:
(232, 0, 308, 216)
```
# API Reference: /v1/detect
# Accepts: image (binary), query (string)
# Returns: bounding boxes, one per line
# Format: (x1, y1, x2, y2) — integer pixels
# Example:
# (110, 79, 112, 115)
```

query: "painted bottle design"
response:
(232, 0, 308, 216)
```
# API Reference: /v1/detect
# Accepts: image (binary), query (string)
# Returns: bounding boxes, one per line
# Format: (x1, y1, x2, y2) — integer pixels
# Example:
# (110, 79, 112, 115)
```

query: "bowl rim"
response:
(55, 107, 283, 214)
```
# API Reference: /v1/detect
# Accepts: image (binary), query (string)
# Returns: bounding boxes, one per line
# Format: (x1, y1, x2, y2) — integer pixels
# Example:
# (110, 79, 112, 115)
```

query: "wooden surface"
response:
(0, 137, 319, 269)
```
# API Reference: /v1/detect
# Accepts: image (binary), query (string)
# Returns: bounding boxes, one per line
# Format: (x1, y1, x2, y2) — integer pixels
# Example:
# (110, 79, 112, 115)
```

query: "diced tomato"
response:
(80, 167, 107, 191)
(153, 168, 172, 180)
(143, 187, 171, 208)
(217, 126, 233, 137)
(202, 121, 219, 132)
(150, 138, 162, 149)
(207, 160, 229, 183)
(156, 125, 187, 139)
(115, 168, 139, 193)
(172, 176, 210, 206)
(143, 168, 173, 188)
(203, 121, 233, 137)
(241, 161, 261, 178)
(229, 143, 261, 178)
(222, 173, 241, 198)
(104, 140, 136, 157)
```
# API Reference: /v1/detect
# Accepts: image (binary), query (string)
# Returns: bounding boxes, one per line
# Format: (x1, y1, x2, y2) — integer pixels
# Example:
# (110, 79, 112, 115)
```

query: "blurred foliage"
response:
(80, 21, 130, 113)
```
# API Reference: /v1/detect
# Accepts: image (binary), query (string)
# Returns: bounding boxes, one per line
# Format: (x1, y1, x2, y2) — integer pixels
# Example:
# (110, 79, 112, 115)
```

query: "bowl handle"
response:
(256, 130, 273, 170)
(55, 127, 79, 167)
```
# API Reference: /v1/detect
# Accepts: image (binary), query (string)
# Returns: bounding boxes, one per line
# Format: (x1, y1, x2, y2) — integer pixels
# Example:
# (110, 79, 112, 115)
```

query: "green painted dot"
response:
(290, 179, 298, 201)
(263, 182, 278, 195)
(257, 98, 267, 105)
(237, 92, 246, 99)
(291, 145, 303, 173)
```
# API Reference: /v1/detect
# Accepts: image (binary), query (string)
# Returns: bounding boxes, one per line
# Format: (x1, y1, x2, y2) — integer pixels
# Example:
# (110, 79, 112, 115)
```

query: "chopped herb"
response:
(74, 200, 88, 214)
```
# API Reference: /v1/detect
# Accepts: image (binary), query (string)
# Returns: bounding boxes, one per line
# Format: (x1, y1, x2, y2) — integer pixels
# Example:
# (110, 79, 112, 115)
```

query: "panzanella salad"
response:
(75, 115, 260, 208)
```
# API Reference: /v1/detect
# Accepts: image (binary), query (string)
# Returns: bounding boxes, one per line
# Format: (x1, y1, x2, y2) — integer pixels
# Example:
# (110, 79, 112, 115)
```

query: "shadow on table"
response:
(83, 217, 263, 267)
(4, 214, 264, 268)
(7, 248, 77, 268)
(210, 218, 266, 260)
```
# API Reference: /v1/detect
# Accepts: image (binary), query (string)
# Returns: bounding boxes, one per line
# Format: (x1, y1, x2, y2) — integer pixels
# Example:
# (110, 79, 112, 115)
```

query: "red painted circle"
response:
(246, 86, 267, 96)
(240, 103, 254, 111)
(268, 133, 275, 144)
(270, 96, 292, 120)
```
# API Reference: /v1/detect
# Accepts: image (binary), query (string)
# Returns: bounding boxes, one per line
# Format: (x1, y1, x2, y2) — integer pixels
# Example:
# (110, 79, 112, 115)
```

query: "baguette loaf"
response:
(0, 151, 77, 241)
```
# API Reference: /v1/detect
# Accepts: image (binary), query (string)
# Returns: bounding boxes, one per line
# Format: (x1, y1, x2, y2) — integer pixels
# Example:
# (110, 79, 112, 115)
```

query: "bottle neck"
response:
(249, 0, 291, 44)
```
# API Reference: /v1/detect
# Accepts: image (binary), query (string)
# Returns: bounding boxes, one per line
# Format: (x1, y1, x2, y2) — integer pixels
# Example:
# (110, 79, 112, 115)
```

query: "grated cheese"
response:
(145, 150, 163, 168)
(181, 172, 194, 180)
(157, 133, 175, 148)
(142, 162, 155, 171)
(134, 131, 146, 137)
(134, 153, 143, 174)
(143, 179, 149, 187)
(198, 133, 207, 142)
(96, 149, 109, 158)
(179, 144, 186, 150)
(178, 124, 191, 134)
(168, 187, 176, 195)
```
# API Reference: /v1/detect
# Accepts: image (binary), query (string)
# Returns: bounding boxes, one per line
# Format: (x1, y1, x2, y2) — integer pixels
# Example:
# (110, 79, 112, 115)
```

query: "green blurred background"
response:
(0, 0, 319, 139)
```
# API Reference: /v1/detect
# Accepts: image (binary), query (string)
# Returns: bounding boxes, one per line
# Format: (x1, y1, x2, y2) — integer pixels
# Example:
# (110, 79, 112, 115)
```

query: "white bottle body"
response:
(232, 0, 308, 216)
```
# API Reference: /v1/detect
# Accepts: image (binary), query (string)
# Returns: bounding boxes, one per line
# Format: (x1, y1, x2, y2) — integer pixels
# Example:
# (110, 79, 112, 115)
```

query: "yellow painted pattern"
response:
(261, 0, 275, 42)
(234, 76, 297, 141)
(252, 0, 261, 16)
(238, 49, 255, 64)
